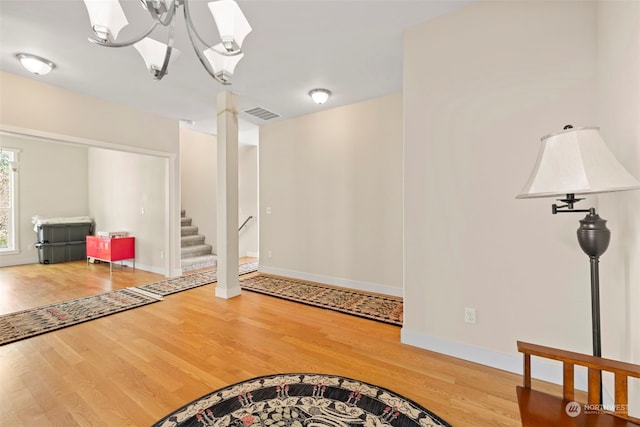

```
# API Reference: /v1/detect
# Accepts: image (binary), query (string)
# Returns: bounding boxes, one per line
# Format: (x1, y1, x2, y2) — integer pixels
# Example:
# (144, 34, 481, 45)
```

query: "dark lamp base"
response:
(577, 211, 611, 258)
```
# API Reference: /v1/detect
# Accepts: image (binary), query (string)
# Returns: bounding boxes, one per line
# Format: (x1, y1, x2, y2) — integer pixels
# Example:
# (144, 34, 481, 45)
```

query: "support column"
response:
(215, 91, 241, 299)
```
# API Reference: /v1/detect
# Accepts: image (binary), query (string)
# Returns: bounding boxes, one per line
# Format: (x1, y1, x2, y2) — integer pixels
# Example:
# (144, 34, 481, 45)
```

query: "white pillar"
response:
(215, 91, 241, 299)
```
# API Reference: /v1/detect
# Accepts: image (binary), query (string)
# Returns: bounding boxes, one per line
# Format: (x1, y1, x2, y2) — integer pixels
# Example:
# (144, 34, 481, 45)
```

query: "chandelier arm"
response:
(153, 7, 178, 80)
(185, 27, 228, 85)
(86, 0, 247, 82)
(208, 46, 244, 58)
(144, 0, 178, 27)
(89, 22, 159, 48)
(182, 1, 227, 85)
(182, 0, 211, 51)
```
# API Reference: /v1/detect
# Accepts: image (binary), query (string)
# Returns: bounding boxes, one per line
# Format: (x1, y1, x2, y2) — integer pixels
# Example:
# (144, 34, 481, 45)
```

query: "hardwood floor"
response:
(0, 261, 163, 314)
(1, 260, 527, 426)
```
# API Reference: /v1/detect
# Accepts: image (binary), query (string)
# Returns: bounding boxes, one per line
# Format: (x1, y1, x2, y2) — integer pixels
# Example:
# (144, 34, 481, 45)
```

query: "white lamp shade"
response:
(309, 89, 331, 104)
(517, 127, 640, 198)
(208, 0, 252, 51)
(82, 0, 128, 41)
(133, 38, 180, 73)
(203, 44, 244, 80)
(16, 53, 55, 75)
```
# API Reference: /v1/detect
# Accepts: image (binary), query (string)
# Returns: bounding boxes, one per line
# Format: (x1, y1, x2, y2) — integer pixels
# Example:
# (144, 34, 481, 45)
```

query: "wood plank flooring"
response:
(1, 260, 529, 426)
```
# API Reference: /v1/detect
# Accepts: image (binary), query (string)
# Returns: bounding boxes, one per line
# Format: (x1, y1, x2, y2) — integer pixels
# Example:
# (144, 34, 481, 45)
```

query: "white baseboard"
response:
(0, 254, 39, 267)
(130, 261, 167, 276)
(257, 265, 403, 297)
(400, 327, 591, 392)
(246, 251, 259, 258)
(89, 259, 169, 276)
(2, 254, 173, 277)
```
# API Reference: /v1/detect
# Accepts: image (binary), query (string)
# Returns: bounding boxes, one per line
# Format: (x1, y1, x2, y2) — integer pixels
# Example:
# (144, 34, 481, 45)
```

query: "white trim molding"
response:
(400, 327, 590, 392)
(257, 265, 402, 297)
(0, 126, 178, 278)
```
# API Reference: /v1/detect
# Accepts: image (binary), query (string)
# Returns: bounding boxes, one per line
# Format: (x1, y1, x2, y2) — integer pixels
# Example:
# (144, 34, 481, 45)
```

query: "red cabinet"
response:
(86, 236, 135, 272)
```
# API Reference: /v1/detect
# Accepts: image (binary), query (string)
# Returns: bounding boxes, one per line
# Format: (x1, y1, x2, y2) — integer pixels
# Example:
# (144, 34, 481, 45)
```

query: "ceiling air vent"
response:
(243, 106, 280, 121)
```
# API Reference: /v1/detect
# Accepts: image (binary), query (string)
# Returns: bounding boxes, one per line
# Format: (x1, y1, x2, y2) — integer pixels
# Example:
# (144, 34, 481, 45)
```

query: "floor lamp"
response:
(516, 125, 640, 360)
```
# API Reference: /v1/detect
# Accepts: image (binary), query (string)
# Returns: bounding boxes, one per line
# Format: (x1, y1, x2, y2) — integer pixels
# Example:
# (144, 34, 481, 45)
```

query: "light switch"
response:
(266, 207, 272, 214)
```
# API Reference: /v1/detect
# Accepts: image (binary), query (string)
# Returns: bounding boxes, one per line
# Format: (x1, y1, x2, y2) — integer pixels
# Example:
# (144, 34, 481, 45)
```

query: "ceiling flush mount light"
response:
(15, 53, 56, 75)
(82, 0, 252, 84)
(517, 125, 640, 363)
(309, 89, 331, 105)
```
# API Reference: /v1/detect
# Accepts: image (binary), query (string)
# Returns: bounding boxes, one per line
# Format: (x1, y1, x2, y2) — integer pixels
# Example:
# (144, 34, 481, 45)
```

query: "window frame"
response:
(0, 147, 20, 254)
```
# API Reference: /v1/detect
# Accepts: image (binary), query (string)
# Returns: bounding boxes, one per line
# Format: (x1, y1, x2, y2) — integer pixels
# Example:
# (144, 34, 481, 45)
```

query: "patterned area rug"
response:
(0, 288, 162, 346)
(239, 274, 403, 326)
(0, 261, 258, 346)
(152, 373, 451, 427)
(138, 261, 258, 296)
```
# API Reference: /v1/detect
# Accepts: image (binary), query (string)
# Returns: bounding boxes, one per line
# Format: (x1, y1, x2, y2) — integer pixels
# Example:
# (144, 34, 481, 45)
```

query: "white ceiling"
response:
(0, 0, 471, 142)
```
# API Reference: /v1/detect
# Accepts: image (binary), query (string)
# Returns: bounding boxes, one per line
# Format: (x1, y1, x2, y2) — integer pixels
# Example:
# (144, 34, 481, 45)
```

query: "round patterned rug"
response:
(152, 373, 451, 427)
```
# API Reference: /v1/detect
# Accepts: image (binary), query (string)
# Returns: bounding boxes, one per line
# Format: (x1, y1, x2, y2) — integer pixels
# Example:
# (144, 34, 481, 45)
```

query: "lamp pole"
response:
(576, 209, 610, 358)
(553, 200, 610, 358)
(555, 202, 609, 403)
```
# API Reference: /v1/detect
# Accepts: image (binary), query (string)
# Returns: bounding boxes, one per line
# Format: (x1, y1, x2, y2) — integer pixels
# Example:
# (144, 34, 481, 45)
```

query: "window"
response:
(0, 148, 19, 253)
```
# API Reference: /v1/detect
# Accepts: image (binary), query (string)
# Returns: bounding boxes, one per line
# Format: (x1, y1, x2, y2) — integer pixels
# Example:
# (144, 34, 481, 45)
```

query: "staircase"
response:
(181, 210, 217, 271)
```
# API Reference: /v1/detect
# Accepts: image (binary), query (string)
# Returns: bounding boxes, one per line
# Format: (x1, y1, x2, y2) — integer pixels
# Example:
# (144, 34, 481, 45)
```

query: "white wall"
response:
(0, 134, 89, 266)
(238, 144, 258, 257)
(259, 93, 403, 296)
(0, 72, 177, 152)
(596, 0, 640, 414)
(88, 148, 167, 274)
(180, 128, 218, 253)
(180, 127, 258, 258)
(403, 0, 600, 372)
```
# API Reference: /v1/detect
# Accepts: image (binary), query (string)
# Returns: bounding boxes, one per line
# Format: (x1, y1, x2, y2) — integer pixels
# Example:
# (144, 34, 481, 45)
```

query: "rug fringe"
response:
(126, 287, 164, 301)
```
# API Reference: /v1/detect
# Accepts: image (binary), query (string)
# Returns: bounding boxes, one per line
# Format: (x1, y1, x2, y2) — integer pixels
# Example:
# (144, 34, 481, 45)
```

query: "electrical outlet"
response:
(464, 307, 477, 324)
(268, 250, 272, 258)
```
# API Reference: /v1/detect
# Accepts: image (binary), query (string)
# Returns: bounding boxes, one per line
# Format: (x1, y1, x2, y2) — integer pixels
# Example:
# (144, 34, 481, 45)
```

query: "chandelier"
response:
(82, 0, 252, 84)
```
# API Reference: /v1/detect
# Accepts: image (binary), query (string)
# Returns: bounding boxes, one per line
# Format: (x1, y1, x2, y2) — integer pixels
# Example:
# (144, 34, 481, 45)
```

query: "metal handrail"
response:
(239, 216, 253, 232)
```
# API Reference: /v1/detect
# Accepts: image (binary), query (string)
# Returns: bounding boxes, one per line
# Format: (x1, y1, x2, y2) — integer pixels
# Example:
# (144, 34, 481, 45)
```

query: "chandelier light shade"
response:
(309, 89, 332, 105)
(517, 126, 640, 199)
(203, 44, 244, 83)
(208, 0, 252, 52)
(15, 53, 56, 75)
(82, 0, 252, 83)
(82, 0, 128, 42)
(133, 38, 181, 78)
